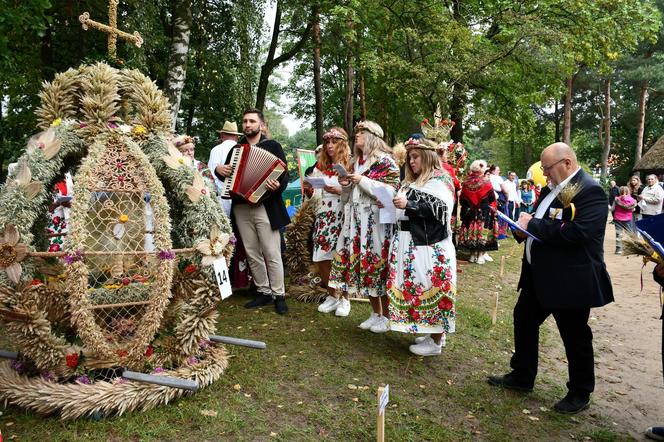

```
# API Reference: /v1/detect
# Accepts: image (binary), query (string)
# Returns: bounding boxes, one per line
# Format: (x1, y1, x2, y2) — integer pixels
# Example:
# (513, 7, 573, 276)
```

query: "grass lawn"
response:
(0, 239, 624, 441)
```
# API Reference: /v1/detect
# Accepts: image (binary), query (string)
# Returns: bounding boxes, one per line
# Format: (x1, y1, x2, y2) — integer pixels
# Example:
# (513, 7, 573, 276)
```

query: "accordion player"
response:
(219, 142, 287, 204)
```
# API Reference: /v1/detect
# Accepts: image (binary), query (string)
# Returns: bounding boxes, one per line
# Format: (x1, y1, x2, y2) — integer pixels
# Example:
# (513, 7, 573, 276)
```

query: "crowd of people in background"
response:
(607, 174, 664, 254)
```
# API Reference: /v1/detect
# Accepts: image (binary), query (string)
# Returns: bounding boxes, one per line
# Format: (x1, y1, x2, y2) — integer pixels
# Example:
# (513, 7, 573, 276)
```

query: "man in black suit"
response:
(488, 142, 613, 413)
(215, 108, 290, 314)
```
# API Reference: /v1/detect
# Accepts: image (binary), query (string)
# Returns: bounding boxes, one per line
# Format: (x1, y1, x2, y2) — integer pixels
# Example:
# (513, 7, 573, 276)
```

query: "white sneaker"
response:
(476, 255, 486, 264)
(370, 316, 390, 333)
(415, 334, 446, 347)
(414, 334, 430, 344)
(483, 253, 493, 262)
(358, 313, 380, 329)
(318, 296, 340, 313)
(409, 336, 442, 356)
(335, 298, 351, 317)
(468, 254, 477, 263)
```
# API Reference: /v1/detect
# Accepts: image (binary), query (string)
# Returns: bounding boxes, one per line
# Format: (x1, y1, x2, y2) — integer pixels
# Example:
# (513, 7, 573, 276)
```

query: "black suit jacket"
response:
(518, 169, 613, 309)
(216, 135, 290, 230)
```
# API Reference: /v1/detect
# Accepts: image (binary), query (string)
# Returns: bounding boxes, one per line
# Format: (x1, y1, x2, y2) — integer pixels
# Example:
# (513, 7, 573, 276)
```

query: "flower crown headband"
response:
(354, 121, 383, 138)
(322, 129, 348, 141)
(405, 137, 438, 151)
(174, 135, 194, 149)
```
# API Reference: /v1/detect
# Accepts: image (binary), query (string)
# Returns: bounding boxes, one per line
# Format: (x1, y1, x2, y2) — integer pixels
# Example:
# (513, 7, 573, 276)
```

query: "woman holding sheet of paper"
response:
(388, 137, 457, 356)
(311, 127, 353, 316)
(329, 121, 400, 333)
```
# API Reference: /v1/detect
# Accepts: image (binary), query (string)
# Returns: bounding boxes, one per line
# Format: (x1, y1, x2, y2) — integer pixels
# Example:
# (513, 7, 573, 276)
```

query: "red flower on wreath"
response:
(438, 296, 453, 311)
(116, 349, 128, 358)
(65, 353, 79, 368)
(184, 264, 197, 274)
(145, 345, 154, 357)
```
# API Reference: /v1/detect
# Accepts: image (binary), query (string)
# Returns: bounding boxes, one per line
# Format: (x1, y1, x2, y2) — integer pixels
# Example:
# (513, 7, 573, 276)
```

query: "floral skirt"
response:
(387, 232, 456, 334)
(312, 202, 342, 262)
(329, 204, 393, 297)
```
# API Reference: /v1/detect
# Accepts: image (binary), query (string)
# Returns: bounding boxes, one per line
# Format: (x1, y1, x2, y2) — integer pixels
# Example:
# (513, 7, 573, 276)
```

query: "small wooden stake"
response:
(377, 386, 385, 442)
(499, 255, 506, 278)
(491, 292, 499, 325)
(349, 297, 370, 303)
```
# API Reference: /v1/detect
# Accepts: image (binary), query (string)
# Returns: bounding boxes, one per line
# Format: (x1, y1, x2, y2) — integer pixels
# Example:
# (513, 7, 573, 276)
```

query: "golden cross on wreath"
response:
(79, 0, 143, 60)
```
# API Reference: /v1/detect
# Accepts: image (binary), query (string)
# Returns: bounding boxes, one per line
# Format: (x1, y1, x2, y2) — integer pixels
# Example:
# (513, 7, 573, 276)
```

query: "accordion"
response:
(221, 144, 287, 203)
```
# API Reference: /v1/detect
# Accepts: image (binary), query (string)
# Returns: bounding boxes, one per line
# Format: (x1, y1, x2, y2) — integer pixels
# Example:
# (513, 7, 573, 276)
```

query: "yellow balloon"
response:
(526, 161, 547, 187)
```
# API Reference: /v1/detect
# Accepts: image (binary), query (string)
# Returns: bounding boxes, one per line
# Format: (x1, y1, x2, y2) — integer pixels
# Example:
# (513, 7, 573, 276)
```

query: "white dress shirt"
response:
(208, 139, 237, 215)
(526, 168, 581, 264)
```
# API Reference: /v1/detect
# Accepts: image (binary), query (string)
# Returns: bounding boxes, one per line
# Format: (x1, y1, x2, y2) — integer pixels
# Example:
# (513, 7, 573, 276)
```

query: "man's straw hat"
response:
(218, 121, 241, 135)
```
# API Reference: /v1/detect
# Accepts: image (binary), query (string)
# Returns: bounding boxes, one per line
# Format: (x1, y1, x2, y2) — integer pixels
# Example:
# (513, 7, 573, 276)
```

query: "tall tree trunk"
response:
(563, 76, 573, 145)
(312, 3, 323, 145)
(40, 17, 53, 79)
(554, 99, 561, 142)
(600, 78, 611, 179)
(359, 71, 367, 120)
(163, 0, 193, 129)
(635, 80, 649, 166)
(256, 1, 312, 111)
(0, 98, 5, 183)
(237, 0, 255, 110)
(343, 51, 354, 136)
(450, 89, 464, 143)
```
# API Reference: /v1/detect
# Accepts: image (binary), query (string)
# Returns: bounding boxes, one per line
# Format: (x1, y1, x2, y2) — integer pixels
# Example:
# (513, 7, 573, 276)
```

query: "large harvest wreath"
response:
(0, 63, 234, 417)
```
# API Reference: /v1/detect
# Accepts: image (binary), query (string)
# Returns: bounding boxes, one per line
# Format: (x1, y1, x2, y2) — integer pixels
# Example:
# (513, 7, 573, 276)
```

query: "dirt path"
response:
(585, 222, 663, 439)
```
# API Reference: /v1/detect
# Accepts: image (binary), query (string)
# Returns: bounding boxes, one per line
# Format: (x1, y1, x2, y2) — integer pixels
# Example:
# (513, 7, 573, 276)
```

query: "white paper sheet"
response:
(305, 176, 340, 189)
(373, 186, 396, 224)
(304, 177, 326, 189)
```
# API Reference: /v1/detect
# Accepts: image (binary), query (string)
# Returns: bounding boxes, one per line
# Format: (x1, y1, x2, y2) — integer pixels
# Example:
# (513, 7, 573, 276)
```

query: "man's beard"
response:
(244, 127, 260, 137)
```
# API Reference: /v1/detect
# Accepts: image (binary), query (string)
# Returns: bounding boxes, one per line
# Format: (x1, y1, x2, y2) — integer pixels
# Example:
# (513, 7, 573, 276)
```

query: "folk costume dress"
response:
(311, 164, 344, 262)
(457, 171, 498, 252)
(387, 170, 457, 334)
(329, 154, 400, 297)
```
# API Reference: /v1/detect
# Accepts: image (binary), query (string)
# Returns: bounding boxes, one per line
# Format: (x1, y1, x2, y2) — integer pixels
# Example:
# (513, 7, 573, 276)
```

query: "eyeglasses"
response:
(540, 158, 566, 172)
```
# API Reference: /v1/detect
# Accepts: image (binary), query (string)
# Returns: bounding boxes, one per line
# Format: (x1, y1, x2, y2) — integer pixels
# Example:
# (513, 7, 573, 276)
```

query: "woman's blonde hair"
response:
(319, 127, 352, 171)
(403, 140, 441, 187)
